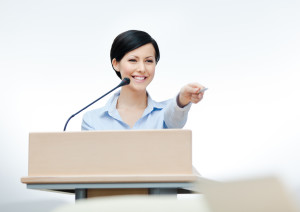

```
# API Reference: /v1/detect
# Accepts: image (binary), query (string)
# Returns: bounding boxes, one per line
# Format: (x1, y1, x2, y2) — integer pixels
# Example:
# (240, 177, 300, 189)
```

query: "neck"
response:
(117, 87, 147, 109)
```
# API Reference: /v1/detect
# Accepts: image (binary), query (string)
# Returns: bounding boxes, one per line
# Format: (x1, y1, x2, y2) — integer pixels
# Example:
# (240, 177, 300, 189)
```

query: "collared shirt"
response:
(81, 91, 192, 130)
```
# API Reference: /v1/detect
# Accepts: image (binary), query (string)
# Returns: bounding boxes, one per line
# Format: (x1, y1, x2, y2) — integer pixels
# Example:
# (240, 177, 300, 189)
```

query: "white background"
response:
(0, 0, 299, 211)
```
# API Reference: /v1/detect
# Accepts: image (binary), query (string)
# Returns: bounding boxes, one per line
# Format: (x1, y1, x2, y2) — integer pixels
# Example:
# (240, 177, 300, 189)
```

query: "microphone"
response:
(63, 77, 130, 131)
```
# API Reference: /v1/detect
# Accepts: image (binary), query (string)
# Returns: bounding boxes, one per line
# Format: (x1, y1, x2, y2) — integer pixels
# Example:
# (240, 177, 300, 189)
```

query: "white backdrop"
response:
(1, 0, 300, 211)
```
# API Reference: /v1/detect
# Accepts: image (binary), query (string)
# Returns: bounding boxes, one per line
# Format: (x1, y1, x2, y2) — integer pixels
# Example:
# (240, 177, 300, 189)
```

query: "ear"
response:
(112, 58, 120, 72)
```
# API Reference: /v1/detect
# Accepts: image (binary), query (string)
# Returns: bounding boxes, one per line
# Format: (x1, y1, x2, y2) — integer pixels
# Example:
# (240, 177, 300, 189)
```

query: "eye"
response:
(129, 59, 137, 62)
(146, 59, 154, 63)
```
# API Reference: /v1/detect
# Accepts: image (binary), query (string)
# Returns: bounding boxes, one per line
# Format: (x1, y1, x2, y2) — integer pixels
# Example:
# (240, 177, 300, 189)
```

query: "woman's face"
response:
(113, 43, 156, 92)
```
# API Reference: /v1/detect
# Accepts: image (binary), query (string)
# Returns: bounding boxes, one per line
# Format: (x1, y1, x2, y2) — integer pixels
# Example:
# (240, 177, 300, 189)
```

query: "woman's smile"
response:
(132, 75, 148, 83)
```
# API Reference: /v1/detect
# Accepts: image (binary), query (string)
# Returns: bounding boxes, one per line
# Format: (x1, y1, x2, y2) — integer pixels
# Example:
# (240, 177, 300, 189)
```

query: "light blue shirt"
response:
(81, 91, 192, 130)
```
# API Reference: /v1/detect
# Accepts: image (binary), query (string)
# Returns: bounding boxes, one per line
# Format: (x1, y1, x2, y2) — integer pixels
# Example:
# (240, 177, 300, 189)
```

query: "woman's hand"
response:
(177, 83, 206, 108)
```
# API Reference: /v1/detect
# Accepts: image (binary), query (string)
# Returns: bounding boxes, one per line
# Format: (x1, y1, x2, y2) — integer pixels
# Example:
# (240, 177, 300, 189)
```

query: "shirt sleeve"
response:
(164, 94, 192, 128)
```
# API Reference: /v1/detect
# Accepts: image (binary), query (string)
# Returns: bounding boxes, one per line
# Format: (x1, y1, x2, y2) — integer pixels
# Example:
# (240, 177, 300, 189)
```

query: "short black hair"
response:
(110, 30, 160, 79)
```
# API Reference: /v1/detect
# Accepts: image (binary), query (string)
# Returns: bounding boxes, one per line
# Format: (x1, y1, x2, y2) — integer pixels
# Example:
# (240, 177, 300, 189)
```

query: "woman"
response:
(82, 30, 206, 130)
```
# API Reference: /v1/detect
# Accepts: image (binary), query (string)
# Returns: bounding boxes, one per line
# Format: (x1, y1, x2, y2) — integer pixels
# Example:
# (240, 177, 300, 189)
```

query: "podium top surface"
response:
(29, 129, 191, 135)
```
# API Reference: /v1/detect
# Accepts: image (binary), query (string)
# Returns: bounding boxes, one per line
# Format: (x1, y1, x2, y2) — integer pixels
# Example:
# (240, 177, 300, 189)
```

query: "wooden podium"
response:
(21, 129, 200, 199)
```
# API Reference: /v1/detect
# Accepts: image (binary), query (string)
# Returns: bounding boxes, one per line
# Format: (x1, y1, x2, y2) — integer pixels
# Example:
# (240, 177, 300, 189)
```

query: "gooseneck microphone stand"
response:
(63, 78, 130, 131)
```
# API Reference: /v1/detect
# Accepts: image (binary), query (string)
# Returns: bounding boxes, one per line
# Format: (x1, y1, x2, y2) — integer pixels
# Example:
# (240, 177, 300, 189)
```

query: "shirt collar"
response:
(144, 92, 164, 116)
(105, 91, 122, 121)
(104, 90, 165, 120)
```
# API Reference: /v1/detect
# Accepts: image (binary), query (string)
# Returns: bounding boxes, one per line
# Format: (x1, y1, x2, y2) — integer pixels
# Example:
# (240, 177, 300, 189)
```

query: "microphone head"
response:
(119, 77, 130, 86)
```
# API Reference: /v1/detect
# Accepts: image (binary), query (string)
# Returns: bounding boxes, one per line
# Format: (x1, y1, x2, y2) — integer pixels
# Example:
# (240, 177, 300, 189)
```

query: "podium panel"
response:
(21, 129, 199, 199)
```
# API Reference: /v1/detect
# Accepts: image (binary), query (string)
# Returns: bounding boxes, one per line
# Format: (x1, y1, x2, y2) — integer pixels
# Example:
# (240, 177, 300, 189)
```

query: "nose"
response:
(137, 61, 146, 73)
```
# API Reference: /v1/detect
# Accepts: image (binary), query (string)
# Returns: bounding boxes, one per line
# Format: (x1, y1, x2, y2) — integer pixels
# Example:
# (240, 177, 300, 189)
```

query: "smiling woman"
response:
(81, 30, 206, 130)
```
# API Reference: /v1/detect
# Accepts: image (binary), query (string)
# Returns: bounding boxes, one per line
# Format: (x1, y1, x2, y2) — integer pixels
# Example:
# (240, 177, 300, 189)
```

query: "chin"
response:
(129, 84, 148, 93)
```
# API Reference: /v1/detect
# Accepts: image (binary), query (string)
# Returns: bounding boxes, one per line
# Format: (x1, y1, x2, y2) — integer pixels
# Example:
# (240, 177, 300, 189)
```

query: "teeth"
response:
(133, 76, 146, 80)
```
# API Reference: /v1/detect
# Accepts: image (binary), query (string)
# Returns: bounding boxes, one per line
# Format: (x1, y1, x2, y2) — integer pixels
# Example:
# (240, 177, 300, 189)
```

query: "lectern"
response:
(21, 129, 200, 200)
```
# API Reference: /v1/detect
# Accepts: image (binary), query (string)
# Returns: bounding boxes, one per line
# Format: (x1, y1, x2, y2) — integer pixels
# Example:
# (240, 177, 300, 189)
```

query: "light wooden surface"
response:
(21, 174, 198, 184)
(202, 176, 299, 212)
(26, 130, 193, 177)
